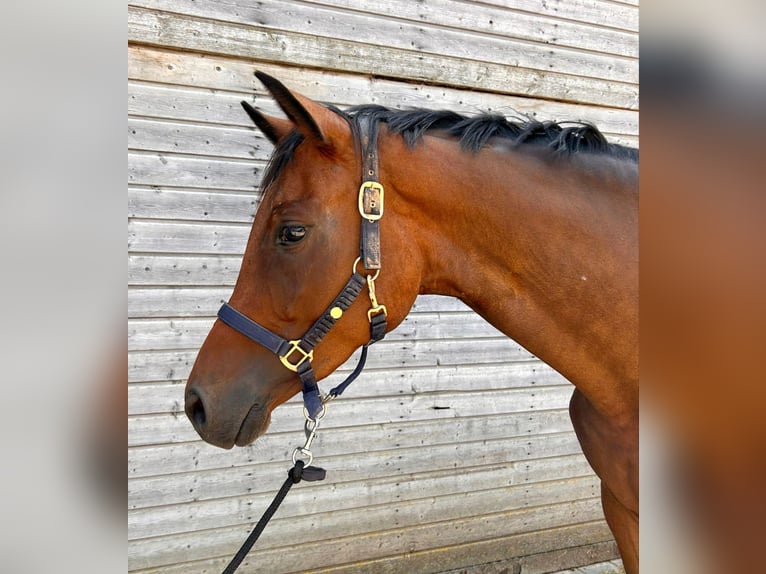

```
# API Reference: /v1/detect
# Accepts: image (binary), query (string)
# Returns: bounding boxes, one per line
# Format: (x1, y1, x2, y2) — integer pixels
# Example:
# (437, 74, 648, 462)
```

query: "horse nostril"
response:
(185, 389, 207, 429)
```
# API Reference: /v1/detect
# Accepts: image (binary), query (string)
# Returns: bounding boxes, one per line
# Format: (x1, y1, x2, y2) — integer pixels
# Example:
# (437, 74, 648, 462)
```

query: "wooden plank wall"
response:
(128, 1, 638, 572)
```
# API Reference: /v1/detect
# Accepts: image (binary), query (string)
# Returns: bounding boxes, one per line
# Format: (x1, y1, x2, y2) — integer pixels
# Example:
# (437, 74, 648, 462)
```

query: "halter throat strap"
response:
(217, 113, 387, 419)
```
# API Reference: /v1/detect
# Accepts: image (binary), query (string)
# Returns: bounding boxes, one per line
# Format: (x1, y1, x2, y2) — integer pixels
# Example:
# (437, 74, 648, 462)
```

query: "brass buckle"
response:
(358, 181, 384, 222)
(279, 340, 314, 372)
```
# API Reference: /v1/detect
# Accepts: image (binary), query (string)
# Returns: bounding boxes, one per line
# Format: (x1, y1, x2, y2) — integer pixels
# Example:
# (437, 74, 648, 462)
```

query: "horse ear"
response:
(240, 101, 292, 145)
(255, 71, 347, 149)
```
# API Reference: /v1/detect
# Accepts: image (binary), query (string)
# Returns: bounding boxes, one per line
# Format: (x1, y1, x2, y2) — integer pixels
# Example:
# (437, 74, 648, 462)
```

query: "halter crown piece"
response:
(217, 113, 387, 420)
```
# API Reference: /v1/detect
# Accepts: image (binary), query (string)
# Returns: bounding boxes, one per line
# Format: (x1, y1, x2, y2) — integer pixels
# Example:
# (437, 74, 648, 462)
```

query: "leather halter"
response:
(217, 114, 387, 420)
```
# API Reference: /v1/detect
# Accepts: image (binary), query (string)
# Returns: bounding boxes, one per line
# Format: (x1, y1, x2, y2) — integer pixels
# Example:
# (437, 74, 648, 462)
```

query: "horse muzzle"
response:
(184, 321, 294, 449)
(184, 383, 271, 448)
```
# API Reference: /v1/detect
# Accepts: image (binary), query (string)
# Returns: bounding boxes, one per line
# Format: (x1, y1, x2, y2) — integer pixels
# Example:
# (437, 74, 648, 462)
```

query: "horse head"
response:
(185, 73, 421, 448)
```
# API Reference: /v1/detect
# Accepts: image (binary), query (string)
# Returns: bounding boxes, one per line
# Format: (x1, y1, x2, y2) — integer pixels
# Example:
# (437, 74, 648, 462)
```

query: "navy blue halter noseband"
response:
(216, 114, 388, 420)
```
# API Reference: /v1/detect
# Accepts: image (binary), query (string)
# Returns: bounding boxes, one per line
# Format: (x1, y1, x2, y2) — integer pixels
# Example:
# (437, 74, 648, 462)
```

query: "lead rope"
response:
(221, 407, 328, 574)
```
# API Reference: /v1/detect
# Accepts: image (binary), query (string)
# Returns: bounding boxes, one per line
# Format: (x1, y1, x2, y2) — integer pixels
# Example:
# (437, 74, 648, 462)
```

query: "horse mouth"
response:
(234, 403, 271, 447)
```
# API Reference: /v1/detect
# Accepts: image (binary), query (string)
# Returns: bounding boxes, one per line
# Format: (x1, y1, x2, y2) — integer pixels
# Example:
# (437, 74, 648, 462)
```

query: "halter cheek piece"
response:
(217, 114, 387, 420)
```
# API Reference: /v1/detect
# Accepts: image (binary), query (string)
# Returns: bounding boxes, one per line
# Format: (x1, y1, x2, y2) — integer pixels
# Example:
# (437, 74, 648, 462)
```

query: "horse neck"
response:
(382, 130, 639, 416)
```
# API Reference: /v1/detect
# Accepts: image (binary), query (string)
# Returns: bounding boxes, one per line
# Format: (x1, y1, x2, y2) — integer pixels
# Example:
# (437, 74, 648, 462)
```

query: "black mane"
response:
(261, 103, 637, 190)
(348, 104, 638, 160)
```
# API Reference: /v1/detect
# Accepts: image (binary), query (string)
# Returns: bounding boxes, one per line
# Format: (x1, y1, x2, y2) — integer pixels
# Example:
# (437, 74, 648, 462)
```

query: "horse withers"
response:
(185, 73, 639, 572)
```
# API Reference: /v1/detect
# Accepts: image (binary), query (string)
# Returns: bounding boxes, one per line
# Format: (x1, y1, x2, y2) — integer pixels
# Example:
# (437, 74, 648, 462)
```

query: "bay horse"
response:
(185, 73, 639, 572)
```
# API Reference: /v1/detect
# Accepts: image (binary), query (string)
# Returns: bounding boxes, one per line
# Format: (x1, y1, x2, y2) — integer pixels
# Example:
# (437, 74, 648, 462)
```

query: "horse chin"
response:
(234, 403, 272, 447)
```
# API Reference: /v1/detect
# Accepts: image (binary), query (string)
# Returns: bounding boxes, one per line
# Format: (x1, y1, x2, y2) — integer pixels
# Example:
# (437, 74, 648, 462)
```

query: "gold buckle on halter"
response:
(358, 181, 384, 222)
(279, 340, 314, 372)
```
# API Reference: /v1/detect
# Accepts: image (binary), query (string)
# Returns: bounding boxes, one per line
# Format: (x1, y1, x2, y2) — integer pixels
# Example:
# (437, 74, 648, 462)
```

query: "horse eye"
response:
(278, 225, 307, 245)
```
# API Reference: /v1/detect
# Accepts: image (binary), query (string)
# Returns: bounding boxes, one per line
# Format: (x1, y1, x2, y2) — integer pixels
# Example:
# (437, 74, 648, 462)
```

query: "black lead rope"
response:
(222, 407, 328, 573)
(221, 461, 327, 574)
(216, 341, 377, 574)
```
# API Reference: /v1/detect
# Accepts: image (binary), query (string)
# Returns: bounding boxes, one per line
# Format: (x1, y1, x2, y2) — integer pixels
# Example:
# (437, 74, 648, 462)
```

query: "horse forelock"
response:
(259, 107, 359, 195)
